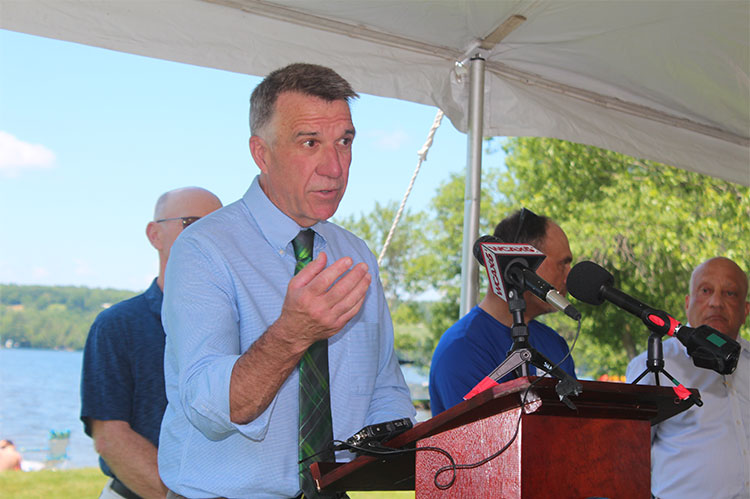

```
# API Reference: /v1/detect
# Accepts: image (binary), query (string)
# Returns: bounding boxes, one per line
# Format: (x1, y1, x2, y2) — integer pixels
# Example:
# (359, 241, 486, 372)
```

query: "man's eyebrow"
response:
(293, 128, 355, 138)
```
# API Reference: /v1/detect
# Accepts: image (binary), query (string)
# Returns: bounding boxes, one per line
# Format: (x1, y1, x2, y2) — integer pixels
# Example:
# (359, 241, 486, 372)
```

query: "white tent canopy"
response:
(2, 0, 748, 310)
(2, 1, 748, 183)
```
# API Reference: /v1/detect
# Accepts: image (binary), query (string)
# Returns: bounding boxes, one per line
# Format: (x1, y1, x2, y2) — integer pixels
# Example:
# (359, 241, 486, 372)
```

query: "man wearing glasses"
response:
(81, 186, 222, 499)
(429, 209, 577, 415)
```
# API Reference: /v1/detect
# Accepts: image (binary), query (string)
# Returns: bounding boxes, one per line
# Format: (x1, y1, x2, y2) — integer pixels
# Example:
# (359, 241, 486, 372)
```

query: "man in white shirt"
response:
(626, 257, 750, 499)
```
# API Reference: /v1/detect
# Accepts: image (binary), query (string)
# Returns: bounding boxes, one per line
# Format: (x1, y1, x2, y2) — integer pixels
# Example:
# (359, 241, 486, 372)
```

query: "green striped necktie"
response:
(293, 229, 335, 498)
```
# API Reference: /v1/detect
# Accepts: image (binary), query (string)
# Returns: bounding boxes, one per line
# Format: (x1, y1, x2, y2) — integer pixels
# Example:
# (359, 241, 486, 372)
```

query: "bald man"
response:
(626, 257, 750, 499)
(81, 187, 222, 499)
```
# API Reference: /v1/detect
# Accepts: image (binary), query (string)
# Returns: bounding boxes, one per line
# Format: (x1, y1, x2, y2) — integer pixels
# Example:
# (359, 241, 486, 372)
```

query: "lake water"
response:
(0, 348, 99, 469)
(0, 348, 430, 470)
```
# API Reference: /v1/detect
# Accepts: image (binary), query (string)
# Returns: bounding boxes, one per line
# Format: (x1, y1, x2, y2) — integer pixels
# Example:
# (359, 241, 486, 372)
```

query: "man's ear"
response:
(684, 294, 690, 314)
(146, 221, 162, 250)
(249, 135, 269, 174)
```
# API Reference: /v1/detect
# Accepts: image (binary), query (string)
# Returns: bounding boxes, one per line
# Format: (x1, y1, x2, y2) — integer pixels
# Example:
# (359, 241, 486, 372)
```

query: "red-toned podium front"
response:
(311, 377, 697, 498)
(311, 377, 696, 498)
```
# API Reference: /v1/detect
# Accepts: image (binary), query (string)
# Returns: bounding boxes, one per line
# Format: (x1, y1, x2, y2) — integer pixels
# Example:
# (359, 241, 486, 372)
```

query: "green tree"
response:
(336, 201, 428, 305)
(336, 202, 434, 362)
(495, 137, 750, 376)
(413, 168, 508, 347)
(0, 284, 137, 350)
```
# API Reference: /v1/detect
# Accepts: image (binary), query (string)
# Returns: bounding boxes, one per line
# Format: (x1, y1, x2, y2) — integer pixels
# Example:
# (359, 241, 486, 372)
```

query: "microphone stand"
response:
(630, 333, 703, 407)
(483, 277, 583, 410)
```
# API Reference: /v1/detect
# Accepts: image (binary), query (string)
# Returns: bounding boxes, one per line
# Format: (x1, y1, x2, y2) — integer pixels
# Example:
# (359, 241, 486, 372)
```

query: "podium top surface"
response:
(312, 377, 697, 491)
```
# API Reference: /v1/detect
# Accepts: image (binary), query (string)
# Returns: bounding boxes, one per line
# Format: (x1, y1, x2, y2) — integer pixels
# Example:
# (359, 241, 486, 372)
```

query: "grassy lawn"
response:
(0, 468, 415, 498)
(0, 468, 108, 499)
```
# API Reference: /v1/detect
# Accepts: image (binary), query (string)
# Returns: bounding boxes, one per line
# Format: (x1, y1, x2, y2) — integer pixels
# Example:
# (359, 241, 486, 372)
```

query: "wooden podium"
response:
(311, 377, 696, 498)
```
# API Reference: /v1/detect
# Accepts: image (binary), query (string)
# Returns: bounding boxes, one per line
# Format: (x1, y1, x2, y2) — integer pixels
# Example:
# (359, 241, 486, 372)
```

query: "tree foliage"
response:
(336, 201, 429, 304)
(336, 202, 434, 362)
(0, 284, 137, 350)
(353, 137, 748, 378)
(413, 168, 509, 343)
(496, 137, 750, 376)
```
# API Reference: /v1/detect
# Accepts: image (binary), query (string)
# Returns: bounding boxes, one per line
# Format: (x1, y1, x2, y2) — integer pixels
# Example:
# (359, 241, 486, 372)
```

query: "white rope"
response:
(378, 109, 445, 266)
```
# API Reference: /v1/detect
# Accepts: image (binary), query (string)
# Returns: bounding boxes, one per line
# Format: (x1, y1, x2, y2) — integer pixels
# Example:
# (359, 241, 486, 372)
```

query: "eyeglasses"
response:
(155, 216, 201, 229)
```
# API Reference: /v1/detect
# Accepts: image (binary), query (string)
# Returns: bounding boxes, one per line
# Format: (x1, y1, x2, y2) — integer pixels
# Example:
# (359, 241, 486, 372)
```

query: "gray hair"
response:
(249, 63, 358, 137)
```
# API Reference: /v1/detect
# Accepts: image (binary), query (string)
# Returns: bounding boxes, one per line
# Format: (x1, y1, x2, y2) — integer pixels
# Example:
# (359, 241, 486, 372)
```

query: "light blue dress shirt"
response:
(626, 335, 750, 499)
(158, 177, 415, 498)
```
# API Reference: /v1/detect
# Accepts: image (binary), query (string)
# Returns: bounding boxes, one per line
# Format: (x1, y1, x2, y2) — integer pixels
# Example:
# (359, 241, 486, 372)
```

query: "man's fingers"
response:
(326, 262, 370, 304)
(300, 255, 368, 295)
(282, 255, 372, 341)
(289, 252, 327, 288)
(329, 277, 371, 329)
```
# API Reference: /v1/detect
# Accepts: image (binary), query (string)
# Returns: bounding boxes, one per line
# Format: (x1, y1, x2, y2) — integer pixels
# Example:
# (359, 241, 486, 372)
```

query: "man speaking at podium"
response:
(429, 209, 577, 416)
(158, 63, 414, 498)
(626, 257, 749, 499)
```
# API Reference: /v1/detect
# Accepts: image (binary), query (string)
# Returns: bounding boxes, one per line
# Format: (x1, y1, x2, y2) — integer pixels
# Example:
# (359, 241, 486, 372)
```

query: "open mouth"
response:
(315, 188, 340, 198)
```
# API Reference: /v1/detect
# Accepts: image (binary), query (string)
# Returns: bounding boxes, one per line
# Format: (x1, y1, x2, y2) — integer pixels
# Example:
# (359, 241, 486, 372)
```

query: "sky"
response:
(0, 29, 504, 292)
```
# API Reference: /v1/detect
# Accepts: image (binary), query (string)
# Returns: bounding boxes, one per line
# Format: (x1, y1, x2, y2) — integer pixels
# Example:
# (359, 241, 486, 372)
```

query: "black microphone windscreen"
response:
(472, 235, 501, 267)
(566, 261, 614, 305)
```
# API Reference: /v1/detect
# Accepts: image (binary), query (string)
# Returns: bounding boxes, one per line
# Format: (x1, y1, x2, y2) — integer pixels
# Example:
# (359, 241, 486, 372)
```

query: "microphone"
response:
(473, 236, 581, 321)
(567, 261, 740, 375)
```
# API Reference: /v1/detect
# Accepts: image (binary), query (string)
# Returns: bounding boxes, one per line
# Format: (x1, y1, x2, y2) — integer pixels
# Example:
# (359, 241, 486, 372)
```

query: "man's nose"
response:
(317, 145, 344, 178)
(707, 291, 723, 307)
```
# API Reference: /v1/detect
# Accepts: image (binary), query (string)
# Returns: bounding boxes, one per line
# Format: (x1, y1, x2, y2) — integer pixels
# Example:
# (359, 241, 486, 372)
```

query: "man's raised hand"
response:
(276, 252, 371, 353)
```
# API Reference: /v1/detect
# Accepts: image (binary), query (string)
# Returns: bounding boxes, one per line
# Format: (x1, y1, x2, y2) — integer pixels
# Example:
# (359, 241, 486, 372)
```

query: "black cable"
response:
(432, 317, 583, 489)
(432, 383, 531, 489)
(536, 316, 582, 378)
(327, 439, 459, 488)
(301, 319, 584, 490)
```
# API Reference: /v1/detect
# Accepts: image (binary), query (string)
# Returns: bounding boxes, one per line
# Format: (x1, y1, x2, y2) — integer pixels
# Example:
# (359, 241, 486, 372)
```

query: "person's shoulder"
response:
(528, 319, 565, 341)
(461, 307, 500, 331)
(625, 348, 648, 380)
(661, 336, 687, 359)
(628, 348, 648, 367)
(98, 290, 149, 317)
(529, 319, 557, 332)
(171, 200, 253, 261)
(183, 200, 247, 238)
(324, 221, 367, 245)
(321, 221, 375, 260)
(90, 289, 150, 330)
(437, 308, 501, 347)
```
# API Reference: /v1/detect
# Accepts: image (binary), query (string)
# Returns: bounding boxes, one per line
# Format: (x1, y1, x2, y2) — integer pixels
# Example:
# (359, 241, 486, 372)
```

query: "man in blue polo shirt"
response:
(429, 209, 577, 415)
(80, 187, 221, 499)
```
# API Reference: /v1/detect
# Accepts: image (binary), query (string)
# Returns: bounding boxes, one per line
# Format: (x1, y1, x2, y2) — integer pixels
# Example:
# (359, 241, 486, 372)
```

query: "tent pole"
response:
(459, 55, 485, 317)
